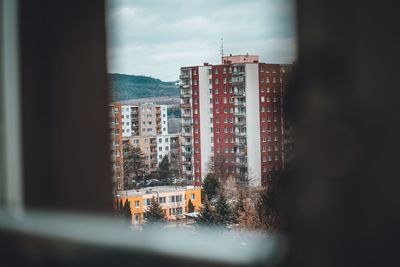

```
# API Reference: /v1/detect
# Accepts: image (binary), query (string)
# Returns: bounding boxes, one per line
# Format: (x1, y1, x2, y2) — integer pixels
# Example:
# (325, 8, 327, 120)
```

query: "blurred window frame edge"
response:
(0, 0, 24, 210)
(0, 0, 284, 266)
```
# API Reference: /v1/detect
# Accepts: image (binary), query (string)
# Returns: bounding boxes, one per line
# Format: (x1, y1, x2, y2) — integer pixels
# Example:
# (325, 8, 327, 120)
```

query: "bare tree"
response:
(207, 155, 235, 184)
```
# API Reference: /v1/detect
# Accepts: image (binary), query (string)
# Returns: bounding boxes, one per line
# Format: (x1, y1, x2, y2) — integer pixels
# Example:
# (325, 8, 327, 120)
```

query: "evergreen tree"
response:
(196, 195, 218, 226)
(122, 199, 132, 224)
(124, 144, 146, 188)
(202, 173, 220, 202)
(144, 196, 167, 225)
(158, 155, 171, 182)
(187, 199, 195, 213)
(215, 190, 232, 226)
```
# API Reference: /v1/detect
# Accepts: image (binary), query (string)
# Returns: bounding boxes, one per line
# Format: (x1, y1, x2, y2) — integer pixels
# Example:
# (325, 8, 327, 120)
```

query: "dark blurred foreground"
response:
(1, 0, 400, 267)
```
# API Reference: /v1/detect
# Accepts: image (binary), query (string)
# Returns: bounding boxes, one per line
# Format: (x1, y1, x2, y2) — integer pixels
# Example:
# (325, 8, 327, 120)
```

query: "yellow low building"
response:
(115, 186, 201, 225)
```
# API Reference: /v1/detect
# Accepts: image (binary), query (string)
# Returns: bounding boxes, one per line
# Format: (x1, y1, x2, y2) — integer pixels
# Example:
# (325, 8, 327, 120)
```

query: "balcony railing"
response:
(180, 83, 190, 89)
(182, 150, 192, 156)
(235, 120, 246, 126)
(180, 103, 191, 109)
(233, 90, 245, 96)
(231, 79, 245, 86)
(234, 131, 247, 137)
(182, 141, 192, 146)
(182, 120, 192, 127)
(234, 112, 246, 117)
(179, 73, 190, 79)
(182, 113, 191, 118)
(181, 91, 191, 98)
(233, 141, 246, 147)
(182, 131, 191, 137)
(232, 71, 245, 76)
(234, 102, 246, 107)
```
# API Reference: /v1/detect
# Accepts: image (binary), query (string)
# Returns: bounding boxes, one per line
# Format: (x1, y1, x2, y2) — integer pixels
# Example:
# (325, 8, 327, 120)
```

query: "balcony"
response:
(234, 112, 246, 117)
(231, 79, 245, 86)
(233, 90, 245, 96)
(234, 150, 246, 156)
(179, 73, 190, 79)
(182, 120, 192, 127)
(234, 131, 247, 137)
(232, 70, 245, 76)
(182, 141, 192, 146)
(182, 112, 191, 118)
(182, 131, 191, 137)
(235, 120, 246, 126)
(150, 142, 157, 147)
(183, 161, 192, 166)
(234, 102, 246, 107)
(182, 150, 192, 156)
(180, 103, 191, 109)
(180, 83, 190, 89)
(235, 161, 247, 167)
(181, 91, 191, 98)
(234, 141, 246, 147)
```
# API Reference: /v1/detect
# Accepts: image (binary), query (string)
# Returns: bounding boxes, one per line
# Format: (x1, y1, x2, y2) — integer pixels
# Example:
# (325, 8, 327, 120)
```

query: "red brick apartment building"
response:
(180, 54, 294, 186)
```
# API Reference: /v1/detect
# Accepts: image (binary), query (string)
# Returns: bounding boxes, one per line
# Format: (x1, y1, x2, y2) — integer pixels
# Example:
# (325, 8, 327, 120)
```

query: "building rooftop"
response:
(116, 185, 198, 197)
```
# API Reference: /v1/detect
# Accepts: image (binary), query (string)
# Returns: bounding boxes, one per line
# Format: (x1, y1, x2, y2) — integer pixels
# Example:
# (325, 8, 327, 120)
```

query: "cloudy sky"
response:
(107, 0, 296, 81)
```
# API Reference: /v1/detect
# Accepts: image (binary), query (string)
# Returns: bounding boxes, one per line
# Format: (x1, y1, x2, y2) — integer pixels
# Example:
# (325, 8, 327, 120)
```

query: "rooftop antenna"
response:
(219, 37, 224, 64)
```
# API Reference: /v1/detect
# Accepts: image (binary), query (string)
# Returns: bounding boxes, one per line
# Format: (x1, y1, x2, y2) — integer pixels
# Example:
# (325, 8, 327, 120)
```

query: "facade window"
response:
(215, 78, 219, 84)
(215, 88, 219, 94)
(135, 201, 140, 208)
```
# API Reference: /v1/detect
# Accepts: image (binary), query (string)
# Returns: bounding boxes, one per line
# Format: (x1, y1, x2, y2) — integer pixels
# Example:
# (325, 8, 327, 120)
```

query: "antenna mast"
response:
(220, 38, 224, 64)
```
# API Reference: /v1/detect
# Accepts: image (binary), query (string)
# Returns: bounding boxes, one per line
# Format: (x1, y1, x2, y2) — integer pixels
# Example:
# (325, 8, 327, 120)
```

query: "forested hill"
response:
(109, 73, 179, 101)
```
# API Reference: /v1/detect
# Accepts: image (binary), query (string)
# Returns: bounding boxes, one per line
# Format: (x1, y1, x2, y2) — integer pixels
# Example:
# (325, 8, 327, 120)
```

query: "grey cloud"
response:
(107, 0, 296, 80)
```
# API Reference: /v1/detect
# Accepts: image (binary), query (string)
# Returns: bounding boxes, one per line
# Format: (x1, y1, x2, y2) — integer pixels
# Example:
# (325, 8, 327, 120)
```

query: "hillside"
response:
(109, 73, 179, 101)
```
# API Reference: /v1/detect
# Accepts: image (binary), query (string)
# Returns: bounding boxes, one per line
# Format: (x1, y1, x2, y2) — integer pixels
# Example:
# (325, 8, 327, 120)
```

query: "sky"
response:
(106, 0, 296, 81)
